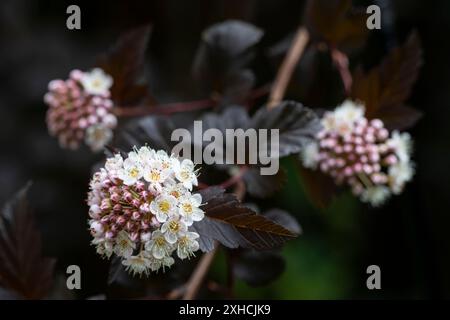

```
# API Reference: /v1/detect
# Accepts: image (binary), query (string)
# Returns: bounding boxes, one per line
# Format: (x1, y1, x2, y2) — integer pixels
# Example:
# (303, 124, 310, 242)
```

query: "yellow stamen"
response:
(182, 203, 193, 214)
(159, 200, 170, 212)
(169, 220, 179, 232)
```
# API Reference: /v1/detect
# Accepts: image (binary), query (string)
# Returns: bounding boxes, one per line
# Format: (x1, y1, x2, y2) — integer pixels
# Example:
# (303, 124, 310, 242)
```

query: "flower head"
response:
(80, 68, 113, 96)
(45, 68, 117, 152)
(300, 99, 415, 206)
(87, 146, 203, 275)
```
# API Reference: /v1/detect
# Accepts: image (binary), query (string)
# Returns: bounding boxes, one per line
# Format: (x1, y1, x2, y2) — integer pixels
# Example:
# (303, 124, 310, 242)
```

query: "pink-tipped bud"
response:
(353, 163, 363, 173)
(327, 158, 336, 168)
(372, 163, 381, 172)
(354, 125, 364, 136)
(110, 193, 120, 203)
(343, 166, 353, 177)
(334, 145, 343, 154)
(135, 181, 145, 192)
(123, 192, 133, 202)
(363, 164, 373, 174)
(116, 216, 126, 226)
(355, 145, 365, 154)
(335, 158, 346, 168)
(369, 152, 380, 163)
(384, 154, 398, 165)
(113, 203, 122, 212)
(365, 133, 375, 143)
(353, 136, 363, 145)
(123, 209, 132, 218)
(370, 119, 384, 129)
(132, 211, 141, 220)
(356, 118, 368, 127)
(377, 128, 389, 140)
(130, 232, 139, 242)
(70, 69, 84, 81)
(126, 221, 134, 232)
(101, 179, 112, 188)
(320, 162, 329, 172)
(139, 203, 151, 213)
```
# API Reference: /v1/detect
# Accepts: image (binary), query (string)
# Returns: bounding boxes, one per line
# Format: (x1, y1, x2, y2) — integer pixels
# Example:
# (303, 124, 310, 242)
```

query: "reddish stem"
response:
(331, 48, 352, 95)
(219, 166, 248, 189)
(114, 98, 216, 117)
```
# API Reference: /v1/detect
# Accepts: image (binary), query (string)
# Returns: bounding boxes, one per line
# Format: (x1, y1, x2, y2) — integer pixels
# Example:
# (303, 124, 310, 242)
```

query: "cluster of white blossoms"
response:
(301, 100, 415, 207)
(45, 68, 117, 152)
(87, 146, 204, 275)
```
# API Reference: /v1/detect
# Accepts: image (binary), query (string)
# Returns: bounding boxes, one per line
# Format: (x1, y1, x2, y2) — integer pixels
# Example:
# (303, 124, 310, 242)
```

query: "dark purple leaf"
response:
(191, 187, 299, 252)
(0, 182, 55, 299)
(351, 32, 423, 130)
(242, 167, 286, 198)
(97, 24, 153, 106)
(251, 101, 321, 158)
(263, 209, 302, 235)
(192, 20, 263, 96)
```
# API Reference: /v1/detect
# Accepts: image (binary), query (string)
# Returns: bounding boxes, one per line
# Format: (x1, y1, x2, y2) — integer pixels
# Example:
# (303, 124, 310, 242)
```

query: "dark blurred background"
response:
(0, 0, 449, 299)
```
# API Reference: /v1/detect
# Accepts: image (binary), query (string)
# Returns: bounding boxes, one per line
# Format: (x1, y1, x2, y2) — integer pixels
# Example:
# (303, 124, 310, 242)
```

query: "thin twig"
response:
(181, 181, 246, 300)
(331, 48, 352, 95)
(267, 26, 310, 109)
(182, 244, 219, 300)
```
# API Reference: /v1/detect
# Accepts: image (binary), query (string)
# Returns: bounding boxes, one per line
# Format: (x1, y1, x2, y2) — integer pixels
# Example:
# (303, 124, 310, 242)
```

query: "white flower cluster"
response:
(301, 100, 415, 207)
(87, 146, 204, 275)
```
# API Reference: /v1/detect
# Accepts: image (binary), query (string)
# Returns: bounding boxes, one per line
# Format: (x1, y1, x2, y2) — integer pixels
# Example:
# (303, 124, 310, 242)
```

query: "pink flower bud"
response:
(135, 181, 145, 192)
(363, 164, 373, 174)
(343, 144, 353, 153)
(384, 154, 398, 165)
(139, 203, 151, 213)
(369, 152, 380, 163)
(377, 128, 389, 140)
(343, 166, 353, 176)
(335, 158, 345, 168)
(70, 69, 84, 81)
(370, 119, 384, 129)
(130, 232, 139, 242)
(355, 145, 365, 154)
(110, 193, 120, 203)
(132, 211, 142, 220)
(123, 192, 133, 202)
(116, 216, 126, 226)
(353, 163, 363, 173)
(131, 199, 141, 208)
